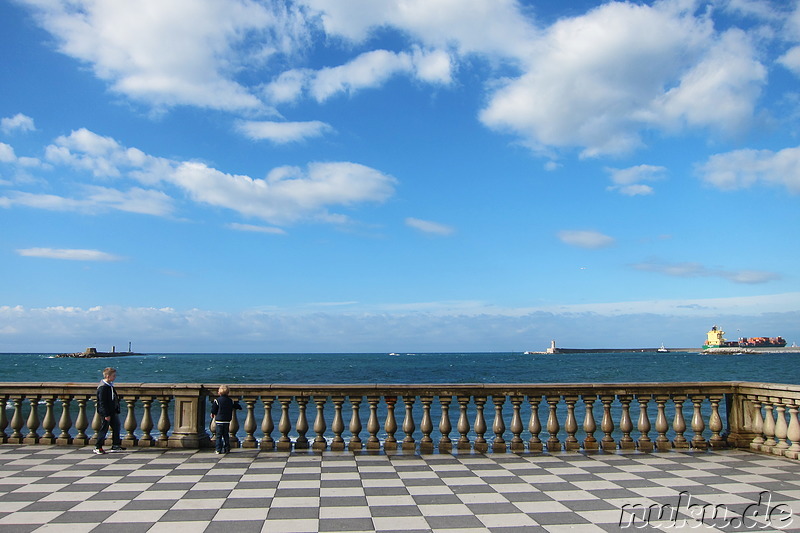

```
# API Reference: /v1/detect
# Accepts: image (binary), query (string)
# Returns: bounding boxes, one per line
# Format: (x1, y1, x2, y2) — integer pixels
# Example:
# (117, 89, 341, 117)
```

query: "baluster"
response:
(654, 395, 670, 451)
(23, 396, 40, 444)
(348, 396, 362, 451)
(9, 397, 24, 443)
(749, 397, 764, 450)
(0, 397, 8, 444)
(439, 396, 453, 453)
(457, 396, 471, 451)
(157, 397, 171, 447)
(295, 396, 309, 450)
(619, 395, 634, 450)
(762, 400, 776, 452)
(672, 395, 689, 448)
(312, 396, 328, 451)
(773, 401, 789, 455)
(229, 400, 241, 449)
(636, 394, 653, 452)
(510, 395, 524, 453)
(582, 395, 598, 451)
(123, 397, 139, 446)
(90, 404, 101, 446)
(708, 395, 725, 448)
(600, 395, 616, 451)
(277, 396, 293, 451)
(528, 395, 543, 452)
(330, 396, 346, 451)
(74, 397, 89, 444)
(564, 396, 579, 451)
(786, 403, 800, 460)
(420, 396, 434, 454)
(690, 395, 708, 450)
(261, 396, 275, 450)
(242, 398, 257, 448)
(139, 397, 154, 447)
(545, 395, 561, 452)
(366, 396, 380, 451)
(473, 396, 488, 453)
(492, 396, 507, 453)
(383, 396, 398, 451)
(41, 397, 56, 444)
(402, 395, 416, 451)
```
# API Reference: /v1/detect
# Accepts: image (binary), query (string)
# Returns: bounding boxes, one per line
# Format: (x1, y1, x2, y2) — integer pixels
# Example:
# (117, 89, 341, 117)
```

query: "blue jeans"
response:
(96, 414, 120, 449)
(215, 422, 230, 452)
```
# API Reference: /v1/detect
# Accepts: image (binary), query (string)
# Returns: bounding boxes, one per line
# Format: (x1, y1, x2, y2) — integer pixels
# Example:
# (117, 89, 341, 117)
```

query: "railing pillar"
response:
(295, 396, 310, 450)
(636, 394, 653, 452)
(564, 396, 579, 451)
(138, 397, 155, 447)
(773, 401, 789, 456)
(348, 396, 362, 451)
(672, 395, 689, 449)
(242, 398, 258, 448)
(619, 395, 635, 450)
(157, 397, 171, 447)
(122, 397, 139, 447)
(708, 395, 726, 448)
(600, 395, 616, 451)
(457, 395, 471, 451)
(383, 396, 398, 451)
(420, 396, 434, 454)
(261, 396, 276, 451)
(23, 396, 40, 444)
(690, 395, 708, 450)
(40, 397, 56, 444)
(56, 396, 73, 446)
(786, 403, 800, 460)
(749, 397, 764, 451)
(330, 396, 346, 451)
(582, 395, 598, 451)
(510, 395, 524, 453)
(74, 397, 89, 445)
(166, 387, 209, 448)
(491, 395, 507, 453)
(473, 396, 488, 453)
(402, 395, 416, 451)
(438, 396, 453, 453)
(654, 395, 670, 451)
(277, 396, 293, 452)
(545, 395, 561, 452)
(366, 396, 381, 451)
(8, 397, 24, 443)
(313, 396, 328, 451)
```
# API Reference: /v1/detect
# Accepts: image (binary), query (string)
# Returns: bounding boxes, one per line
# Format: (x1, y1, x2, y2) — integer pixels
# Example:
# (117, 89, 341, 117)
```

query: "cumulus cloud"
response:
(17, 0, 308, 110)
(632, 259, 781, 284)
(16, 248, 123, 261)
(479, 2, 765, 157)
(405, 217, 454, 236)
(606, 164, 667, 196)
(697, 146, 800, 193)
(235, 120, 333, 144)
(1, 113, 35, 134)
(557, 230, 615, 249)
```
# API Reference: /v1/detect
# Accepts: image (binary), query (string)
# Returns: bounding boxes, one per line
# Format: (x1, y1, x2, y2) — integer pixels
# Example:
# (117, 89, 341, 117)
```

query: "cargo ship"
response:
(703, 325, 786, 349)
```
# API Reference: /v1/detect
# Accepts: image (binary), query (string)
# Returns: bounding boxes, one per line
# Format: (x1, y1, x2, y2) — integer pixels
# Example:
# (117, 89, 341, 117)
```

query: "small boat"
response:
(657, 343, 669, 353)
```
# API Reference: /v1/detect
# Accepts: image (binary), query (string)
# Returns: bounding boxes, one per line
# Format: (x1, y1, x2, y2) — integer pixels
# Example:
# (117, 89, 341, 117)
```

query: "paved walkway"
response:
(1, 444, 799, 532)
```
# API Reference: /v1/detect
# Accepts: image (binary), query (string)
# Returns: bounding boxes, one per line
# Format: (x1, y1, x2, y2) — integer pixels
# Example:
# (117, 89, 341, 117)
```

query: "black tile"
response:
(318, 518, 374, 531)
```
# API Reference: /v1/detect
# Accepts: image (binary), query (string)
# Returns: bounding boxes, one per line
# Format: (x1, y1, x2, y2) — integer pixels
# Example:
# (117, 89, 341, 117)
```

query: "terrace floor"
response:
(1, 444, 799, 532)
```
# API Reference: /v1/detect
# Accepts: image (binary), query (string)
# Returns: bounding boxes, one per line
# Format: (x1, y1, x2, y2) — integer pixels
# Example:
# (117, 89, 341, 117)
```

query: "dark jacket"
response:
(96, 381, 120, 417)
(211, 395, 241, 422)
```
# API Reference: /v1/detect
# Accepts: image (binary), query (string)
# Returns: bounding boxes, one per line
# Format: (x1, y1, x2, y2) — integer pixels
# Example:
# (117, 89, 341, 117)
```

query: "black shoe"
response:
(93, 447, 106, 455)
(110, 445, 126, 451)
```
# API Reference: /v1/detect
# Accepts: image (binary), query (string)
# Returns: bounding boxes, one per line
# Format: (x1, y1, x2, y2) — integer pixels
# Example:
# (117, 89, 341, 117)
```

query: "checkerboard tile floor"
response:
(1, 445, 799, 532)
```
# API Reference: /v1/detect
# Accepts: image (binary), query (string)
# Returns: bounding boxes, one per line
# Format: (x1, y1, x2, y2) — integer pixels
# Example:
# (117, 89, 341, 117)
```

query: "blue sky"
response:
(1, 0, 798, 353)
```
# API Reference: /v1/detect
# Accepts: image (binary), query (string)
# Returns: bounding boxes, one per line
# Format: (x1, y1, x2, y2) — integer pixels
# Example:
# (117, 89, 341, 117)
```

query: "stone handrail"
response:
(0, 381, 798, 459)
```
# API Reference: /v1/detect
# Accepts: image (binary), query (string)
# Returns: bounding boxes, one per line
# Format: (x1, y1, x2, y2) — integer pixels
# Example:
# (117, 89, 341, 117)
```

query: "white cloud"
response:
(1, 113, 35, 134)
(0, 142, 16, 163)
(479, 2, 765, 157)
(18, 0, 308, 111)
(171, 160, 396, 224)
(632, 259, 781, 284)
(557, 230, 615, 249)
(697, 145, 800, 193)
(405, 217, 454, 236)
(235, 120, 333, 143)
(16, 248, 123, 261)
(227, 222, 287, 235)
(606, 164, 666, 196)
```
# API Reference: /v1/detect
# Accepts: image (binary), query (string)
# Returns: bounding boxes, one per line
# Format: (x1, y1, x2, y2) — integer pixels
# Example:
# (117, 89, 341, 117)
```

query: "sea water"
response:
(2, 351, 799, 384)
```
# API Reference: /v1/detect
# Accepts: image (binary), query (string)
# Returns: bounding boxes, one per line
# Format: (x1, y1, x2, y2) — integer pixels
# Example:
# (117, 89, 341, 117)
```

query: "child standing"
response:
(210, 385, 241, 454)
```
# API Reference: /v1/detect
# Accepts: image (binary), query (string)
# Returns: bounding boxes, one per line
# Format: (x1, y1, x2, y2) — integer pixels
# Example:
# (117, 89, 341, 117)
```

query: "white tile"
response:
(12, 483, 70, 493)
(214, 507, 270, 521)
(70, 500, 129, 512)
(260, 518, 319, 532)
(457, 493, 509, 504)
(170, 498, 226, 510)
(406, 485, 455, 495)
(320, 487, 365, 497)
(319, 506, 372, 519)
(241, 473, 282, 482)
(372, 516, 430, 530)
(476, 513, 538, 528)
(512, 501, 571, 513)
(190, 481, 238, 490)
(0, 501, 33, 513)
(147, 521, 210, 533)
(270, 497, 320, 508)
(228, 488, 276, 498)
(0, 512, 64, 525)
(39, 491, 97, 502)
(543, 524, 609, 532)
(360, 478, 405, 488)
(33, 523, 97, 533)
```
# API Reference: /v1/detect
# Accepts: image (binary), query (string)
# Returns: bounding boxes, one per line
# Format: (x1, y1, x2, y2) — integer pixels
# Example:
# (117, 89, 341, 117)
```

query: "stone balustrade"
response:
(1, 382, 799, 459)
